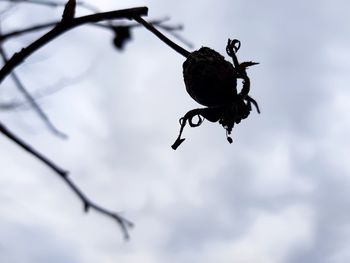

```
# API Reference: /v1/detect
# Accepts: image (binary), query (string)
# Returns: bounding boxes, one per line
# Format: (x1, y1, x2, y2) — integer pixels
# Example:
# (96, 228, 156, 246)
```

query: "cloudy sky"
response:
(1, 0, 350, 262)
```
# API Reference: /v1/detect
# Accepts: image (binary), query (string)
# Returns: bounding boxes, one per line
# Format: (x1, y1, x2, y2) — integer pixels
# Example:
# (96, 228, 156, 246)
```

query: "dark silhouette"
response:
(0, 0, 259, 239)
(0, 2, 187, 239)
(172, 39, 260, 149)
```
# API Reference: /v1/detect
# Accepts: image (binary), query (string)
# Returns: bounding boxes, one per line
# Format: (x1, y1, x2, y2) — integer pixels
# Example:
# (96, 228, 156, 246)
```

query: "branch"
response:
(0, 18, 192, 49)
(0, 0, 102, 14)
(0, 21, 58, 41)
(0, 6, 148, 239)
(0, 46, 67, 137)
(0, 122, 67, 174)
(0, 121, 133, 239)
(0, 68, 91, 110)
(133, 15, 190, 58)
(0, 6, 148, 84)
(0, 0, 83, 8)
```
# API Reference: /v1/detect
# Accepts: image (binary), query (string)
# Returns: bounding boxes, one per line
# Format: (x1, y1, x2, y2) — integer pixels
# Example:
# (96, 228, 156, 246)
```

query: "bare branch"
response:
(0, 5, 192, 240)
(0, 121, 67, 174)
(0, 121, 133, 239)
(0, 46, 67, 137)
(0, 7, 148, 84)
(0, 0, 82, 8)
(0, 68, 91, 110)
(105, 18, 193, 49)
(0, 0, 102, 14)
(0, 21, 58, 41)
(132, 15, 190, 58)
(63, 176, 134, 239)
(0, 6, 148, 239)
(0, 17, 192, 50)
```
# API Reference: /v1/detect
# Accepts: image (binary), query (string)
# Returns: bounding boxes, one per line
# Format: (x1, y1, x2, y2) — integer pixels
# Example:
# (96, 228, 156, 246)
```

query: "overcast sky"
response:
(1, 0, 350, 262)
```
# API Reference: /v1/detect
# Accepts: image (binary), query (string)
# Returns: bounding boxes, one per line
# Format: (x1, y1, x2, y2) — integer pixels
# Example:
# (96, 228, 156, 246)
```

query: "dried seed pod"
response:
(182, 47, 237, 107)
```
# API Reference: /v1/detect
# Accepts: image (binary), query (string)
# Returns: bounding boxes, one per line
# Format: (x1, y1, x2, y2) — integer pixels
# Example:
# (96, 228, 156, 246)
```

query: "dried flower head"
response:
(172, 39, 260, 150)
(183, 47, 237, 107)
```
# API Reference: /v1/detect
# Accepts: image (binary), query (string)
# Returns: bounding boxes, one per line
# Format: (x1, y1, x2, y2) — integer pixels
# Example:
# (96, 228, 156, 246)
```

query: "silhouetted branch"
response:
(0, 0, 83, 8)
(0, 4, 193, 240)
(0, 0, 101, 14)
(0, 6, 149, 239)
(0, 17, 192, 49)
(0, 46, 67, 137)
(133, 15, 190, 58)
(0, 68, 91, 110)
(0, 6, 148, 84)
(0, 122, 67, 174)
(0, 21, 58, 41)
(0, 121, 133, 239)
(105, 18, 193, 49)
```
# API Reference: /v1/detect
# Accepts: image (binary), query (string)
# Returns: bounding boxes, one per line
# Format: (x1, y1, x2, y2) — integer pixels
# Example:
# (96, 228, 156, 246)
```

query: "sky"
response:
(1, 0, 350, 262)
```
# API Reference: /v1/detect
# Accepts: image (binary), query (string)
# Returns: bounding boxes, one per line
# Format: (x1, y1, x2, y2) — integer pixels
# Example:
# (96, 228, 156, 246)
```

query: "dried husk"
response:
(183, 47, 237, 107)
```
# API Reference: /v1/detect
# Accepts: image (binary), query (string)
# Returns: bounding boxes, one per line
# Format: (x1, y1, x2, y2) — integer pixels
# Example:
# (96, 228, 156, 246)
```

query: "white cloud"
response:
(1, 0, 350, 262)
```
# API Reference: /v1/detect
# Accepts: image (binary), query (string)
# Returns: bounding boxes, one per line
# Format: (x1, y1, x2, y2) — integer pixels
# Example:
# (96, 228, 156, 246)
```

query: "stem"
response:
(0, 21, 59, 41)
(0, 122, 67, 176)
(0, 7, 148, 84)
(0, 46, 67, 137)
(0, 0, 84, 8)
(133, 15, 190, 58)
(0, 121, 133, 239)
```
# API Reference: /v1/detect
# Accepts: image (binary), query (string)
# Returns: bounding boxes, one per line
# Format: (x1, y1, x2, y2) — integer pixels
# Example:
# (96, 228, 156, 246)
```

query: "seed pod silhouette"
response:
(183, 47, 237, 107)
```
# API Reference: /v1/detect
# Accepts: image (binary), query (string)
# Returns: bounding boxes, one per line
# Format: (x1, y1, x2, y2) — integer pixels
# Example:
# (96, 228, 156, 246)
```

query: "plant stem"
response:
(133, 15, 190, 58)
(0, 7, 148, 84)
(0, 46, 67, 137)
(0, 121, 133, 239)
(0, 122, 67, 175)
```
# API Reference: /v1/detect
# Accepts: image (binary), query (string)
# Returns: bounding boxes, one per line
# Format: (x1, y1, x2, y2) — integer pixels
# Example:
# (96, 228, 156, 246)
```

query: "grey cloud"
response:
(2, 0, 350, 262)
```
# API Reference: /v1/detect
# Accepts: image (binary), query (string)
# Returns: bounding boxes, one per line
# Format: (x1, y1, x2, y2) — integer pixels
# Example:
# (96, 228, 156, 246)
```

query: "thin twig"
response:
(0, 68, 91, 110)
(63, 176, 134, 239)
(114, 18, 193, 49)
(0, 6, 148, 239)
(0, 46, 67, 137)
(0, 21, 58, 41)
(161, 29, 193, 49)
(0, 6, 148, 84)
(0, 18, 192, 49)
(0, 0, 83, 8)
(0, 0, 102, 14)
(133, 15, 190, 58)
(0, 121, 133, 239)
(0, 121, 67, 174)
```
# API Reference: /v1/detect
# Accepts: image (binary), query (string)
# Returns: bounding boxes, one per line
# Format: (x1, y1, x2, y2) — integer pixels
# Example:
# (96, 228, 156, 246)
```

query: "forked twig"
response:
(0, 46, 67, 137)
(0, 0, 83, 8)
(0, 122, 133, 239)
(0, 6, 149, 239)
(0, 5, 194, 239)
(0, 17, 192, 50)
(0, 7, 148, 84)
